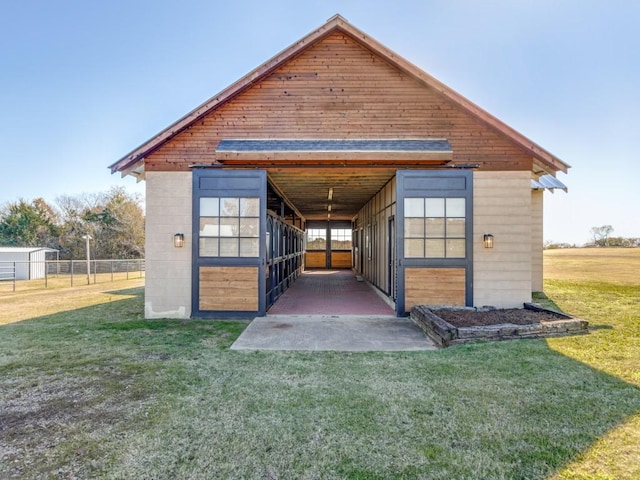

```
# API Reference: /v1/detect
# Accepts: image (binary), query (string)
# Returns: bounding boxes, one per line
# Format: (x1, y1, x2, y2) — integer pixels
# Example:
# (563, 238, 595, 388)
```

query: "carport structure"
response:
(110, 15, 568, 320)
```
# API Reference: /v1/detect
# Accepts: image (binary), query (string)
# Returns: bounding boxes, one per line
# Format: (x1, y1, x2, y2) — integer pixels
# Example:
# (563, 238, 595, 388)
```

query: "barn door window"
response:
(306, 228, 327, 250)
(404, 197, 466, 258)
(199, 197, 260, 257)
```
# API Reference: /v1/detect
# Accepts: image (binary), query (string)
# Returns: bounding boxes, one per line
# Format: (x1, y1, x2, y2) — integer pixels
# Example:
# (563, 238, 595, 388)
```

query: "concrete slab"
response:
(230, 315, 437, 352)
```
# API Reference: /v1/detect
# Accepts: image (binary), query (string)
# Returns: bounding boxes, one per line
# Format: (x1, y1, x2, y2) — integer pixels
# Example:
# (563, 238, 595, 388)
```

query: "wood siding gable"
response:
(145, 33, 536, 173)
(110, 15, 569, 177)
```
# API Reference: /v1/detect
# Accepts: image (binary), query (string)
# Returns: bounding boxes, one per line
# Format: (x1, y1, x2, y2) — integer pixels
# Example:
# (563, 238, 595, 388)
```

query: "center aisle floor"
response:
(267, 269, 394, 315)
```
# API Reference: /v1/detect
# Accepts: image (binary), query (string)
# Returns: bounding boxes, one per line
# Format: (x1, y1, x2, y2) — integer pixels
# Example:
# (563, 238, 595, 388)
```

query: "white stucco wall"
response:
(473, 170, 533, 308)
(144, 171, 192, 319)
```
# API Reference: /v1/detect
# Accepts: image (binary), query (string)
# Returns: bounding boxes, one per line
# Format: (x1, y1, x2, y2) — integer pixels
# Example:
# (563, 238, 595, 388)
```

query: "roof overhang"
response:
(531, 174, 568, 192)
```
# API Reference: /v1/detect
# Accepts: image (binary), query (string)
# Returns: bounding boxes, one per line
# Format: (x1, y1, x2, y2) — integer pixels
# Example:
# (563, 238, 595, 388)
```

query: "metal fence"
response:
(0, 259, 145, 292)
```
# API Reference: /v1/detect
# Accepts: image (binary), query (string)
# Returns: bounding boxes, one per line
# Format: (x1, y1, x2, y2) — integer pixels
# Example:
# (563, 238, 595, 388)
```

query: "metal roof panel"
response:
(216, 138, 452, 153)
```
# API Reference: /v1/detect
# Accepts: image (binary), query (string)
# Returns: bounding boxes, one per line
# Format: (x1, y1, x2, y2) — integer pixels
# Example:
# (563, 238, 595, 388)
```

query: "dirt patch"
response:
(0, 370, 153, 479)
(434, 308, 567, 328)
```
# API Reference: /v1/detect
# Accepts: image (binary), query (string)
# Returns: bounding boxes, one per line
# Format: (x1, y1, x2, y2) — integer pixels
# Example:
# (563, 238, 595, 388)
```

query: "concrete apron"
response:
(230, 315, 437, 352)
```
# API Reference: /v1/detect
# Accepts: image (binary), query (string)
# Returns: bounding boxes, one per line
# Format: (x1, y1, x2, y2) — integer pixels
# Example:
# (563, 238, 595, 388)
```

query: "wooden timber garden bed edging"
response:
(410, 303, 589, 348)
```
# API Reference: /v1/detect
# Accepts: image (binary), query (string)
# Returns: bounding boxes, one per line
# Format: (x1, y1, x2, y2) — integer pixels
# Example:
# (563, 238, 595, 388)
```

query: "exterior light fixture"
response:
(174, 233, 185, 248)
(483, 233, 494, 249)
(328, 188, 333, 200)
(327, 204, 332, 212)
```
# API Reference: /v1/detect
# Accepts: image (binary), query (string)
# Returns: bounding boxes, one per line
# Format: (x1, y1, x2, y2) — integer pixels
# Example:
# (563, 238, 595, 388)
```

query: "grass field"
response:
(0, 249, 638, 479)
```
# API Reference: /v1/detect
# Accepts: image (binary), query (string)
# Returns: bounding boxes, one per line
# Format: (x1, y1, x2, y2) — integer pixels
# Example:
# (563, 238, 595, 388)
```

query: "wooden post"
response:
(82, 235, 92, 285)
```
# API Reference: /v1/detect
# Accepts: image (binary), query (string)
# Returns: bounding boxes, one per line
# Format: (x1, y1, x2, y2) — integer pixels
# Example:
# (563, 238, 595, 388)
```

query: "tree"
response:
(55, 193, 100, 259)
(0, 198, 59, 247)
(91, 187, 145, 259)
(55, 188, 145, 259)
(590, 225, 614, 247)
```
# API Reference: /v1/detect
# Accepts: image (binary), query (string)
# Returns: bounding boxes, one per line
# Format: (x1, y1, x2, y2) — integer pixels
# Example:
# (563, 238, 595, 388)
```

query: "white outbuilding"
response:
(0, 247, 59, 281)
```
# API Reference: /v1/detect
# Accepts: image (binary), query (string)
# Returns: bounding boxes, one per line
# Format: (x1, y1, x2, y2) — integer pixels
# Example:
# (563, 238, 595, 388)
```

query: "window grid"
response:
(404, 197, 466, 259)
(199, 197, 260, 257)
(306, 228, 326, 250)
(331, 228, 352, 250)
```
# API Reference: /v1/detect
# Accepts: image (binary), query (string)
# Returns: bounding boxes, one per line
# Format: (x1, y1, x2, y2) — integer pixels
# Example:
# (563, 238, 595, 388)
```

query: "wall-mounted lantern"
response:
(483, 233, 494, 249)
(174, 233, 185, 248)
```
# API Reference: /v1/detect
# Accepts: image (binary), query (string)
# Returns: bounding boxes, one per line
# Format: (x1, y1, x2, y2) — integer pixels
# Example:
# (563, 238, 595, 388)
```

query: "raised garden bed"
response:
(411, 303, 588, 347)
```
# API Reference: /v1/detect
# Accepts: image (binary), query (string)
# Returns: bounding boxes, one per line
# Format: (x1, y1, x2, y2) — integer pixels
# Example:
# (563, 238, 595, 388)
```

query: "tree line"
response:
(0, 187, 144, 260)
(545, 225, 640, 249)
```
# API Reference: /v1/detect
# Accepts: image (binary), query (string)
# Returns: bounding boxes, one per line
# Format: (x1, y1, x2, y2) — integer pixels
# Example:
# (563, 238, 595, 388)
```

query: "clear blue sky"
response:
(1, 0, 638, 245)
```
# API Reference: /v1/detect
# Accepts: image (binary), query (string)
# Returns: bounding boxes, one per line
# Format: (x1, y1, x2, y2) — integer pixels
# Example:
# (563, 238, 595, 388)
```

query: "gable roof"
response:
(109, 14, 569, 178)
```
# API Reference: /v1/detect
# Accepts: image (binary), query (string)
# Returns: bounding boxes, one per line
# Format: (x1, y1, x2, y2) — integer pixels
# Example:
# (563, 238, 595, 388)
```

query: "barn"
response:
(110, 15, 569, 319)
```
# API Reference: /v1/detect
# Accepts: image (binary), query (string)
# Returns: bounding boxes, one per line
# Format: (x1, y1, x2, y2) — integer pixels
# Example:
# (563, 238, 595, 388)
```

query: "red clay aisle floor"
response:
(267, 269, 394, 315)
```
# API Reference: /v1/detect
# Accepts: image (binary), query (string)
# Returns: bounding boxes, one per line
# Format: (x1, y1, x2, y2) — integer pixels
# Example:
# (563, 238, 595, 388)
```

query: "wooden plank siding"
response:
(331, 251, 352, 269)
(199, 266, 259, 311)
(404, 268, 466, 312)
(305, 251, 326, 268)
(145, 32, 533, 174)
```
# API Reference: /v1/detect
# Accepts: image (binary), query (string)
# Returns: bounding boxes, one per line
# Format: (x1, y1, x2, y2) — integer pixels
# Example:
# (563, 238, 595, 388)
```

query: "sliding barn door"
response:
(396, 170, 473, 315)
(192, 169, 267, 318)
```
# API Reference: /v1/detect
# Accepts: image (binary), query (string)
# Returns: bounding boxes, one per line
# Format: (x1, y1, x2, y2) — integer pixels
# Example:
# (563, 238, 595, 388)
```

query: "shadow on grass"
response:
(532, 291, 566, 313)
(588, 324, 615, 331)
(104, 286, 146, 296)
(1, 288, 638, 479)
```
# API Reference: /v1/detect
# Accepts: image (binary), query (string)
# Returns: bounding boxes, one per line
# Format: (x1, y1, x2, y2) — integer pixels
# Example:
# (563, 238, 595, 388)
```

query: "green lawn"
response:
(1, 249, 639, 479)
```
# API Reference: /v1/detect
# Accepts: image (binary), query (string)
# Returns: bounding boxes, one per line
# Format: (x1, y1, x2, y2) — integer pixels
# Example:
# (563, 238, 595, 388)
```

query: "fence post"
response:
(45, 260, 48, 288)
(93, 260, 97, 284)
(126, 261, 129, 280)
(110, 260, 114, 282)
(71, 260, 74, 287)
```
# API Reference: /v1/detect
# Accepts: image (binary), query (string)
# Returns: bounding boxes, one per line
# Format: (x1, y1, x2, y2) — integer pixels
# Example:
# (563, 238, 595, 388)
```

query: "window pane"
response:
(199, 238, 218, 257)
(307, 228, 326, 250)
(199, 218, 220, 237)
(219, 238, 239, 257)
(404, 218, 424, 237)
(220, 197, 239, 217)
(240, 218, 259, 237)
(447, 239, 466, 258)
(447, 218, 465, 237)
(425, 218, 445, 237)
(240, 238, 260, 257)
(240, 198, 259, 217)
(404, 239, 424, 258)
(425, 198, 445, 217)
(219, 217, 239, 237)
(404, 198, 424, 217)
(200, 198, 219, 217)
(331, 229, 352, 249)
(426, 239, 445, 258)
(446, 198, 465, 217)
